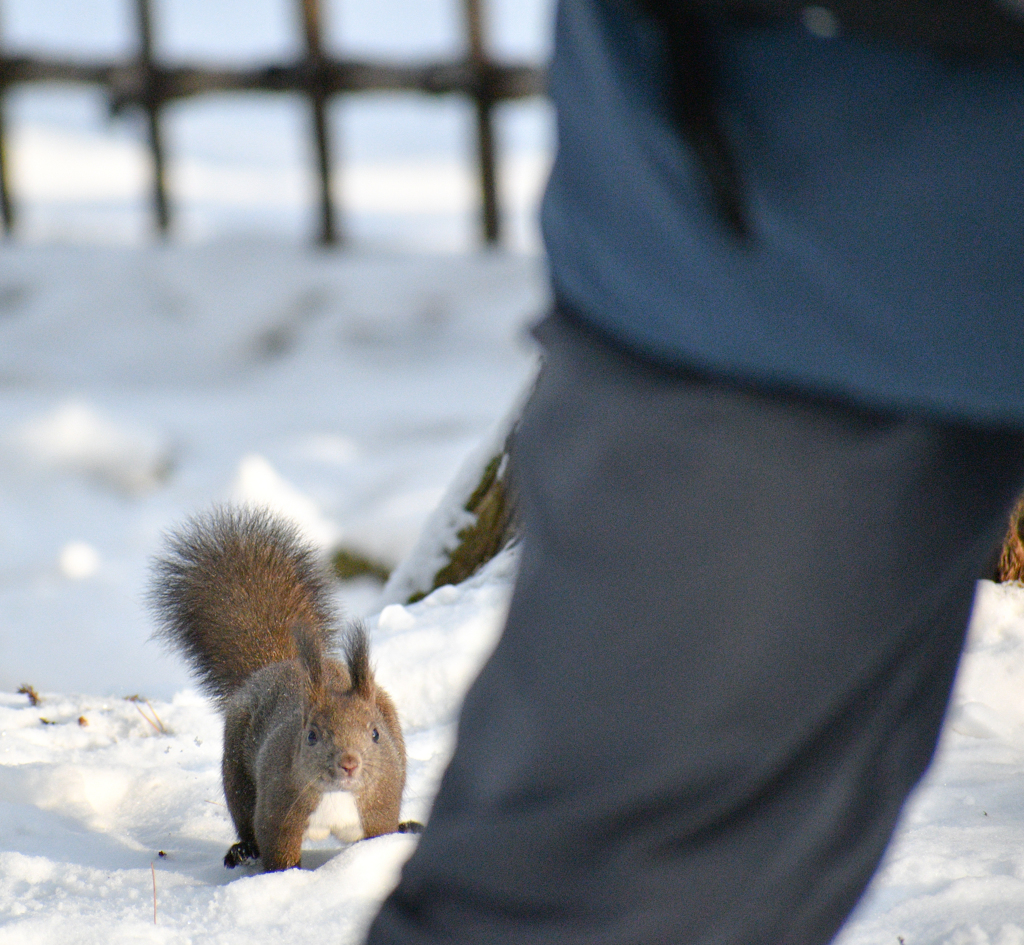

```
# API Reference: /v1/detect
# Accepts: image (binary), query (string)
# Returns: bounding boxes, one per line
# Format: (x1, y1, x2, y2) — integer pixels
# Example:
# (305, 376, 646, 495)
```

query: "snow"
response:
(2, 1, 1024, 942)
(380, 394, 522, 606)
(0, 244, 547, 701)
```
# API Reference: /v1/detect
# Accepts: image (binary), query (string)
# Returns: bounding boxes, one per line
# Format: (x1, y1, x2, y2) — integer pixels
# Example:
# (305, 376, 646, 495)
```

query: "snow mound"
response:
(13, 401, 172, 496)
(381, 397, 525, 606)
(230, 453, 339, 549)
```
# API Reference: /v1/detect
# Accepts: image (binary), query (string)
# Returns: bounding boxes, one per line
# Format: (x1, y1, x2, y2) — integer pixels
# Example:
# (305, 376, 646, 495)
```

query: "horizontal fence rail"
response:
(0, 0, 547, 245)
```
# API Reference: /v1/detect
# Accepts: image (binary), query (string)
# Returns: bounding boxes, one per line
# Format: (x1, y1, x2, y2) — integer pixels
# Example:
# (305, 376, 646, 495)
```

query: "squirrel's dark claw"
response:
(224, 840, 260, 868)
(398, 820, 425, 834)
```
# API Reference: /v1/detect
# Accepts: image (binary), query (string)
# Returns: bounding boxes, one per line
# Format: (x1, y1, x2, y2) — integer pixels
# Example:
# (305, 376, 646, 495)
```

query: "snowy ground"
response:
(3, 1, 1024, 943)
(0, 243, 540, 943)
(0, 244, 546, 699)
(0, 545, 518, 945)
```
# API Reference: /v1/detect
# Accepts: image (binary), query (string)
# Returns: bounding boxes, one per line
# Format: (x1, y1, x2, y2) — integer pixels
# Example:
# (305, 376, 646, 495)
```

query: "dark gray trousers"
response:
(367, 310, 1024, 945)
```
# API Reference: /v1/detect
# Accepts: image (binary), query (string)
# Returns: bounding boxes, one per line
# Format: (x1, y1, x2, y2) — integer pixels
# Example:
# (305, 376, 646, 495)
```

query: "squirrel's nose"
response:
(337, 751, 361, 778)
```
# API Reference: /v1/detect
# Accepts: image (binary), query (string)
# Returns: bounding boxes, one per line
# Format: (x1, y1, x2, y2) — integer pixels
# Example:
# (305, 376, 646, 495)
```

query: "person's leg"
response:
(367, 309, 1024, 945)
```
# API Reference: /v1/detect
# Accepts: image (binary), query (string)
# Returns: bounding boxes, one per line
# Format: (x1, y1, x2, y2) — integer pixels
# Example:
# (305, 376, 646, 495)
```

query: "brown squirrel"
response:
(149, 505, 413, 872)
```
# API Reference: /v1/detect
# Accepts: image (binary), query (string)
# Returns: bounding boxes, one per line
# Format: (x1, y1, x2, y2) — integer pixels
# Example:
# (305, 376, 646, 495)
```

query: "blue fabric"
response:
(540, 0, 1024, 425)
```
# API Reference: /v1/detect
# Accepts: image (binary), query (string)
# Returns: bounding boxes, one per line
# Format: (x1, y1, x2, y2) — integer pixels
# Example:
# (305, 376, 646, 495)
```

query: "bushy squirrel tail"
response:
(149, 505, 338, 707)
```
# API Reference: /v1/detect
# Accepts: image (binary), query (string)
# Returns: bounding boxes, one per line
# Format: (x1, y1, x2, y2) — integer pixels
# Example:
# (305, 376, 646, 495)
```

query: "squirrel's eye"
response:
(307, 729, 318, 746)
(372, 728, 380, 743)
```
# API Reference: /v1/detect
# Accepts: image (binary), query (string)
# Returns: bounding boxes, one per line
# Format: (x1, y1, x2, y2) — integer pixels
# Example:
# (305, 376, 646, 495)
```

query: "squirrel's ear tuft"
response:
(293, 620, 325, 692)
(344, 624, 374, 698)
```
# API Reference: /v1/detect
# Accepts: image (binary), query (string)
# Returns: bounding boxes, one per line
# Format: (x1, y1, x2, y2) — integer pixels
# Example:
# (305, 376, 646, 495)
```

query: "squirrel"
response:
(149, 505, 414, 872)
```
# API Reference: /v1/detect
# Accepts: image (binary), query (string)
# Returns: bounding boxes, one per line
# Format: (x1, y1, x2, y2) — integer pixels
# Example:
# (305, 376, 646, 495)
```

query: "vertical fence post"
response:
(300, 0, 337, 245)
(136, 0, 170, 236)
(0, 0, 538, 248)
(0, 10, 14, 236)
(0, 85, 13, 236)
(465, 0, 499, 245)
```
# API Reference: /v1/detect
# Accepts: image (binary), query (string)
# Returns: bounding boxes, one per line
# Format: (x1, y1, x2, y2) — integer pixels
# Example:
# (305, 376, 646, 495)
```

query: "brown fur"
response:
(149, 506, 406, 871)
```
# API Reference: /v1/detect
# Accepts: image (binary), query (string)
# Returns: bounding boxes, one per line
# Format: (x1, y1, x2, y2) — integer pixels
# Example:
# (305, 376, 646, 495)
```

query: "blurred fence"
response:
(0, 0, 546, 245)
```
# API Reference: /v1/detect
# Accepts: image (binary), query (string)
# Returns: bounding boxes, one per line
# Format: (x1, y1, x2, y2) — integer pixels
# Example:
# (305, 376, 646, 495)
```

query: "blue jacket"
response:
(541, 0, 1024, 425)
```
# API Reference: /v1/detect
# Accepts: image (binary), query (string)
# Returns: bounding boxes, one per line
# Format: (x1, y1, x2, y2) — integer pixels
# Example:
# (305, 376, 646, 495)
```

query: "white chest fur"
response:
(304, 790, 364, 843)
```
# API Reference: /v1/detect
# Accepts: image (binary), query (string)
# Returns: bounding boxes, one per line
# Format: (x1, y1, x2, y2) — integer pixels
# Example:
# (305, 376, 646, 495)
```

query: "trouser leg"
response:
(367, 310, 1024, 945)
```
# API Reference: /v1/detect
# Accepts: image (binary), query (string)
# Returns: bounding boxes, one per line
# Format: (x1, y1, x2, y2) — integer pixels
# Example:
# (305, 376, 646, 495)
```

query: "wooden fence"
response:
(0, 0, 547, 244)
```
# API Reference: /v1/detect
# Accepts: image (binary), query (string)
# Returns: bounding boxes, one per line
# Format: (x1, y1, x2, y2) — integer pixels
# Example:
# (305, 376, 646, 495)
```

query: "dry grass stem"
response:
(128, 696, 167, 734)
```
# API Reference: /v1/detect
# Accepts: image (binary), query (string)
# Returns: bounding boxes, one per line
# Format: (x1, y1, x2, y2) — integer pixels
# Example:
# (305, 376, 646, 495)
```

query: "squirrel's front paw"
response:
(224, 840, 260, 868)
